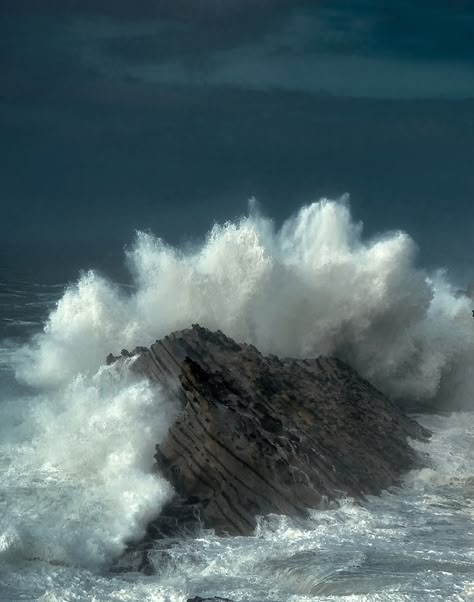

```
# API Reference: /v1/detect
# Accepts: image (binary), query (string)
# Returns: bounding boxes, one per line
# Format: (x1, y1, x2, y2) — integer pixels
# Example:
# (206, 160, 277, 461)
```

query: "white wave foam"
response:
(0, 362, 176, 568)
(4, 196, 474, 568)
(409, 412, 474, 487)
(15, 197, 474, 407)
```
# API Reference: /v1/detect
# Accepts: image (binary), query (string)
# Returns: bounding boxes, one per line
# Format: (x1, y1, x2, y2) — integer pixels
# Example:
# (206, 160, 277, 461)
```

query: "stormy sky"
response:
(1, 1, 474, 279)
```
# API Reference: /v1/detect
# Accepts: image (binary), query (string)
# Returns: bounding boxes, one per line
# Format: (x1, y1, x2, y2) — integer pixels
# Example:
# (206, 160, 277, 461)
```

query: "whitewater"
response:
(0, 198, 473, 601)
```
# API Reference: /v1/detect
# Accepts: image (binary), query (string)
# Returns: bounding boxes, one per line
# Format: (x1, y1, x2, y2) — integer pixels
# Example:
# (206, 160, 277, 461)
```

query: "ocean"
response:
(1, 200, 473, 601)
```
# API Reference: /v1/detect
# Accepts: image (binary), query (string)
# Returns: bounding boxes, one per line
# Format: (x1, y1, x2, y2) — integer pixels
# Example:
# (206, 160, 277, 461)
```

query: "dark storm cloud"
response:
(0, 0, 302, 104)
(3, 1, 474, 95)
(3, 0, 308, 77)
(54, 0, 473, 99)
(0, 0, 293, 20)
(6, 1, 473, 66)
(303, 1, 474, 62)
(1, 0, 474, 280)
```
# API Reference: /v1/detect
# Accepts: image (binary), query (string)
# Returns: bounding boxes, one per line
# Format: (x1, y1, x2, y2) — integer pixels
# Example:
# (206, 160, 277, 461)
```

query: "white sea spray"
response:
(2, 197, 474, 575)
(15, 198, 474, 407)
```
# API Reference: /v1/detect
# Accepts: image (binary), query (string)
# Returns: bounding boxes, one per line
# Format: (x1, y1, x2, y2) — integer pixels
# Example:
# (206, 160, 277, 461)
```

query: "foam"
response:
(15, 197, 474, 406)
(0, 362, 176, 568)
(4, 196, 474, 568)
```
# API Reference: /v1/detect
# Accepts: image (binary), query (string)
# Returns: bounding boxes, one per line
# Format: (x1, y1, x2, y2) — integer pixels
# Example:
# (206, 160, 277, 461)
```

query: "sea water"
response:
(1, 200, 473, 601)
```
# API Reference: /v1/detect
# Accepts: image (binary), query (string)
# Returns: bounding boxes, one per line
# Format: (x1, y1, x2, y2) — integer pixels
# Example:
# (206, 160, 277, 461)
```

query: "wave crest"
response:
(16, 197, 474, 406)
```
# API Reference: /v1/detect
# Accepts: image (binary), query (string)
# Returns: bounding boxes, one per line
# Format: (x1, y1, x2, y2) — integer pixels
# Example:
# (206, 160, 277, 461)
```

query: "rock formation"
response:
(119, 325, 429, 538)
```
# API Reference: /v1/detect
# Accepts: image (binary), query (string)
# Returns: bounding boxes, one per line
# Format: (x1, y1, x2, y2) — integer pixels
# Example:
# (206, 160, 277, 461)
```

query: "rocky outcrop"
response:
(186, 598, 232, 602)
(122, 325, 429, 537)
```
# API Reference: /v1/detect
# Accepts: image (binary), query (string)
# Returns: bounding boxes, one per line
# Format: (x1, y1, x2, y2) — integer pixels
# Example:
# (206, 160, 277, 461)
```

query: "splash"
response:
(2, 196, 474, 570)
(15, 197, 474, 407)
(0, 362, 176, 568)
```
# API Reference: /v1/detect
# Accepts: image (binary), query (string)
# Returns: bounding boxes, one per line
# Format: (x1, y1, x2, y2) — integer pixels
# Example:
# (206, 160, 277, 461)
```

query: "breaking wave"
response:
(15, 197, 474, 407)
(2, 196, 473, 570)
(0, 362, 176, 568)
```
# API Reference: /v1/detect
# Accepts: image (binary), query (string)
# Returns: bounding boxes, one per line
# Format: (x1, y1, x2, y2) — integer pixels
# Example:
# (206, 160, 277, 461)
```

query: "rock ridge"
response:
(117, 324, 430, 537)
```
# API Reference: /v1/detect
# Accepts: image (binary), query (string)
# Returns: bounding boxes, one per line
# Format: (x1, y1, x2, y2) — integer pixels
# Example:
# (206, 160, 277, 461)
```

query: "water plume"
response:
(15, 197, 474, 407)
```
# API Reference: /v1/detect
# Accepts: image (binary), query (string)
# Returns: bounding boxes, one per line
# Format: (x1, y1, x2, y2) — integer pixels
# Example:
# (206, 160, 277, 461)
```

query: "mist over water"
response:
(1, 198, 474, 600)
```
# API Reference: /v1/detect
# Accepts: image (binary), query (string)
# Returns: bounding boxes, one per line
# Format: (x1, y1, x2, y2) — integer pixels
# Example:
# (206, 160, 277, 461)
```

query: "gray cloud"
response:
(47, 0, 473, 100)
(3, 1, 474, 96)
(1, 0, 474, 280)
(1, 0, 295, 20)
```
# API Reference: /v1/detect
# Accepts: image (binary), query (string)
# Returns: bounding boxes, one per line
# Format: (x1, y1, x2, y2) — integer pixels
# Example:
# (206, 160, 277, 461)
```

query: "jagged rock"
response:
(187, 598, 233, 602)
(128, 325, 429, 536)
(106, 352, 119, 365)
(187, 597, 233, 602)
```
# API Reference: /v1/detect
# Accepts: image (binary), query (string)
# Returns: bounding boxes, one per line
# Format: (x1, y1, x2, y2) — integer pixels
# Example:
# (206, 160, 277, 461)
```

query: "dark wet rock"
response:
(187, 597, 233, 602)
(107, 346, 150, 366)
(127, 324, 429, 537)
(110, 548, 157, 576)
(145, 495, 205, 539)
(106, 352, 119, 365)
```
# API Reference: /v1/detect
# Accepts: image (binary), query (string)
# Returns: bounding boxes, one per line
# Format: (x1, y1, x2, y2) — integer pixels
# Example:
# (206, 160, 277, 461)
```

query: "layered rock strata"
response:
(121, 325, 429, 537)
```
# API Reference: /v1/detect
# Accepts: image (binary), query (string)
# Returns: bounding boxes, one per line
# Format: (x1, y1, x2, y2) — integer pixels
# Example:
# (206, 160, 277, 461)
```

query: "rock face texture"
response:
(127, 325, 428, 536)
